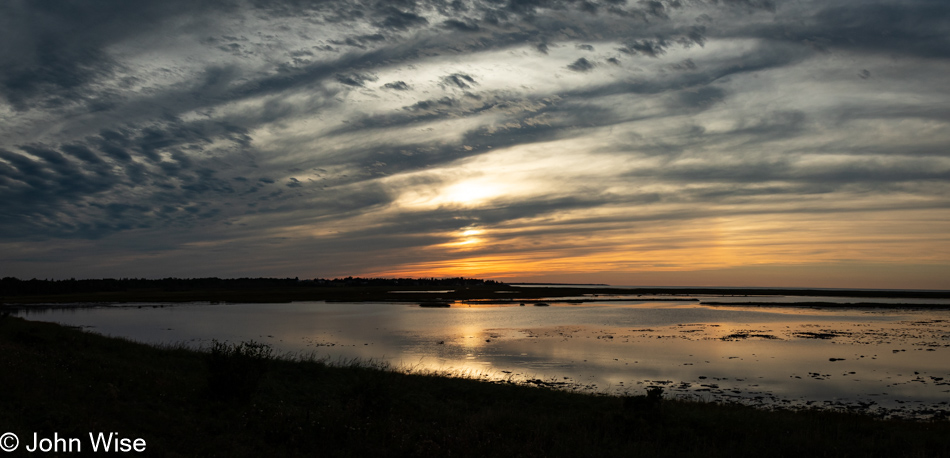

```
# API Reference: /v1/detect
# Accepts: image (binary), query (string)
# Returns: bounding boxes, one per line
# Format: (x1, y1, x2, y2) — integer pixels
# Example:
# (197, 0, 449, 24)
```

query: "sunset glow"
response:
(0, 0, 948, 289)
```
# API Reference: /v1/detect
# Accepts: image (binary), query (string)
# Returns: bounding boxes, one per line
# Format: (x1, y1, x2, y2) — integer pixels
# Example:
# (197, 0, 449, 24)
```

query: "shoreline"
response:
(3, 283, 949, 307)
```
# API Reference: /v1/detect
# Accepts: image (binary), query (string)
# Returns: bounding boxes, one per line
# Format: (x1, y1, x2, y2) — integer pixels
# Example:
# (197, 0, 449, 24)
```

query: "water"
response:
(15, 298, 950, 419)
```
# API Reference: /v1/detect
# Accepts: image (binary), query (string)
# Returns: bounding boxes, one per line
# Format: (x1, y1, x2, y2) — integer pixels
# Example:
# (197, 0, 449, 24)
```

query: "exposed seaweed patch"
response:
(720, 332, 780, 341)
(794, 331, 851, 339)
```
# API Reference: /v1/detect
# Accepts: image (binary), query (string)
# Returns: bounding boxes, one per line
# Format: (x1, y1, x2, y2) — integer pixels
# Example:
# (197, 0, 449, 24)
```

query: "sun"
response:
(445, 227, 485, 248)
(460, 228, 483, 237)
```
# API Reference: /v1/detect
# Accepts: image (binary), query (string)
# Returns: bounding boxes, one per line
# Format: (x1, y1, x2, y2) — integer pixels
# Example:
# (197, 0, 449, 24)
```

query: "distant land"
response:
(511, 282, 610, 286)
(2, 276, 949, 306)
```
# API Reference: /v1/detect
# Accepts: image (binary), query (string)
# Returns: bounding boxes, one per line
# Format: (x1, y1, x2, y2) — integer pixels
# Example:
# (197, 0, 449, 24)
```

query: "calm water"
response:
(16, 298, 950, 419)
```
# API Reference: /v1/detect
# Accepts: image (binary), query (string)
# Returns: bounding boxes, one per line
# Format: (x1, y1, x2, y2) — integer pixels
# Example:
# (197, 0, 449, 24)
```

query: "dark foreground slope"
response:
(1, 315, 947, 457)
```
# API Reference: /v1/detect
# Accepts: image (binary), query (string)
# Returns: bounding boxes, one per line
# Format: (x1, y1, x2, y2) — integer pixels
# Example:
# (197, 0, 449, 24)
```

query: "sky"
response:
(1, 0, 948, 289)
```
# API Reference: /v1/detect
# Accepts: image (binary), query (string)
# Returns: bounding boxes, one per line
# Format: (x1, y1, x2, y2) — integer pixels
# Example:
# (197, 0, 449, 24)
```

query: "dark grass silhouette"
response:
(207, 340, 273, 401)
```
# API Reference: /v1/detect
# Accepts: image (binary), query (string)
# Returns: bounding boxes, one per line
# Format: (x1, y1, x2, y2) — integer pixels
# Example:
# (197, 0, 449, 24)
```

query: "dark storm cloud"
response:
(375, 7, 429, 31)
(441, 73, 478, 90)
(327, 92, 613, 154)
(352, 39, 805, 141)
(238, 181, 396, 223)
(0, 1, 492, 121)
(567, 41, 811, 100)
(625, 110, 808, 159)
(336, 72, 379, 87)
(0, 115, 253, 239)
(329, 33, 387, 49)
(710, 0, 776, 12)
(0, 0, 237, 111)
(641, 1, 669, 19)
(382, 81, 412, 91)
(441, 18, 481, 32)
(324, 90, 562, 140)
(567, 58, 595, 72)
(674, 86, 726, 109)
(618, 39, 671, 58)
(706, 2, 950, 59)
(404, 96, 462, 114)
(367, 100, 624, 171)
(132, 9, 706, 120)
(669, 58, 698, 72)
(803, 3, 950, 58)
(609, 24, 705, 57)
(624, 155, 950, 185)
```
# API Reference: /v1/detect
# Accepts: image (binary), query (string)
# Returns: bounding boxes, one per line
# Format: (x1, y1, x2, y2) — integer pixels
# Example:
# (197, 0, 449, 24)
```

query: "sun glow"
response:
(362, 207, 950, 289)
(440, 181, 502, 206)
(443, 227, 486, 248)
(387, 175, 518, 210)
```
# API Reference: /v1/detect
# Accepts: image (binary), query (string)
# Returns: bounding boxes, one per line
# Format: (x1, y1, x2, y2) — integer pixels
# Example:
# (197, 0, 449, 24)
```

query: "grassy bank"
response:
(1, 315, 948, 457)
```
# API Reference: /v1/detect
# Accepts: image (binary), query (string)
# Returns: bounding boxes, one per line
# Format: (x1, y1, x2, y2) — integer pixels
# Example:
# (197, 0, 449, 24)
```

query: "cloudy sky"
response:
(1, 0, 948, 289)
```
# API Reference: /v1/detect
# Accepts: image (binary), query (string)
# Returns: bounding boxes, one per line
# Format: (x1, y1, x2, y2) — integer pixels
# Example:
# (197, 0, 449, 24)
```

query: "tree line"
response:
(0, 276, 503, 296)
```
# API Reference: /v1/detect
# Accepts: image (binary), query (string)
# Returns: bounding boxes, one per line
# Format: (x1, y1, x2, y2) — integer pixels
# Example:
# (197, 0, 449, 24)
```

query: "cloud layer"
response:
(1, 0, 948, 288)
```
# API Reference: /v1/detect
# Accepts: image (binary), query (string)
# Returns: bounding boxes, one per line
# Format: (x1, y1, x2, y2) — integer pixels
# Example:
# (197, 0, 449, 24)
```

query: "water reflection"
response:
(16, 300, 950, 419)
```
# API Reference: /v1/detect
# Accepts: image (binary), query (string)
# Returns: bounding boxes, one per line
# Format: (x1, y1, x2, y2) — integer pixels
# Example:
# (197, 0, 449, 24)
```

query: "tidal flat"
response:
(13, 292, 950, 420)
